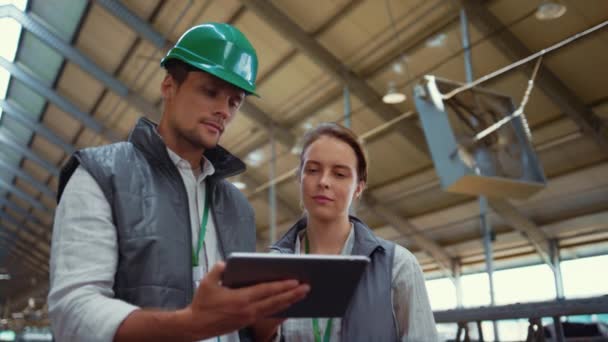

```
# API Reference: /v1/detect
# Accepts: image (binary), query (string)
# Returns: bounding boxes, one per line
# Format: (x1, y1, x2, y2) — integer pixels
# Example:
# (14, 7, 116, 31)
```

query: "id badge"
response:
(192, 265, 204, 289)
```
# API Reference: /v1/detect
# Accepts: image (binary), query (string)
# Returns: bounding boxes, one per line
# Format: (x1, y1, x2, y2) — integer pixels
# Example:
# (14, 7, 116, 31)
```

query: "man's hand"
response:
(114, 262, 308, 341)
(184, 262, 309, 340)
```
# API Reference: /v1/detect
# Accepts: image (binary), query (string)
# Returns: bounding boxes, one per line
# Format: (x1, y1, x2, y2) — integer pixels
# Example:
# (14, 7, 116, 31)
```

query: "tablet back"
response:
(222, 253, 370, 318)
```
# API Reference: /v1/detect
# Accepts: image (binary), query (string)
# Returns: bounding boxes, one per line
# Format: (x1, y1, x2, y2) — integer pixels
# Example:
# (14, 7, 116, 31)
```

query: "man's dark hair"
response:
(163, 59, 200, 86)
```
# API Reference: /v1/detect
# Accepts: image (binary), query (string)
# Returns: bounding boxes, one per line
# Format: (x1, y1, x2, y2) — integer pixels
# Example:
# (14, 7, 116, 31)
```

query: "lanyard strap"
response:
(312, 318, 333, 342)
(305, 233, 333, 342)
(192, 189, 211, 267)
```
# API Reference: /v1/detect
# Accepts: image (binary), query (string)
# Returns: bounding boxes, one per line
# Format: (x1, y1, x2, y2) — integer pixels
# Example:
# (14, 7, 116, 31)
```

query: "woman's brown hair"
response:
(298, 122, 368, 183)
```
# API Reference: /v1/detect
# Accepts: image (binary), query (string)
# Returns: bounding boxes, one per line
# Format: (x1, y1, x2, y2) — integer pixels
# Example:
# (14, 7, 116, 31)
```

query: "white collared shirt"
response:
(49, 148, 238, 342)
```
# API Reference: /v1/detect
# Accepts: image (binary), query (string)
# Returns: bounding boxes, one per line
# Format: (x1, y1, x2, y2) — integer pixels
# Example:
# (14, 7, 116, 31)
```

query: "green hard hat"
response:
(161, 23, 259, 96)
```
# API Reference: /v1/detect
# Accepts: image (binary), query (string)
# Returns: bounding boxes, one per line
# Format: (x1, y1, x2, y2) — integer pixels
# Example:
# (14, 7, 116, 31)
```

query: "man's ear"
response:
(354, 181, 365, 199)
(161, 74, 176, 101)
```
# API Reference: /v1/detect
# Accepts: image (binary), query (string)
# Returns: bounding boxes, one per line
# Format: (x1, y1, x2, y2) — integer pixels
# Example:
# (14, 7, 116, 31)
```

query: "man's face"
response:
(161, 71, 245, 150)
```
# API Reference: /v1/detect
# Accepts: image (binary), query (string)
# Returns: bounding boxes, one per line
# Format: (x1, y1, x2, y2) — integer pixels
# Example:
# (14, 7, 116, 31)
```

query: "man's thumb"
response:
(204, 261, 226, 285)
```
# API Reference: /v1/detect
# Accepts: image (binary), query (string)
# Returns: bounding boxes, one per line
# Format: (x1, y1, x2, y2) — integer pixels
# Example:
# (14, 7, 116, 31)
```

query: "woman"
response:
(263, 123, 438, 341)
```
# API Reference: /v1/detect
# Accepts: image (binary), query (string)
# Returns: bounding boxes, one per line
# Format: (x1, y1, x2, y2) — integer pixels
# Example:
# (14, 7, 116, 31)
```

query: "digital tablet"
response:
(221, 252, 370, 318)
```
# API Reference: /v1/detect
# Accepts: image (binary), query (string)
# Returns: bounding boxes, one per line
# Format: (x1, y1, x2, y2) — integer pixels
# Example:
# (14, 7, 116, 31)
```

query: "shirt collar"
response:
(295, 223, 355, 255)
(166, 147, 215, 180)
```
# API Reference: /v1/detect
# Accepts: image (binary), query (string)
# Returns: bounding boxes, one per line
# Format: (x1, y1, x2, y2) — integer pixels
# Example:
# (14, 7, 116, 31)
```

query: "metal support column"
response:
(452, 258, 464, 308)
(268, 125, 277, 244)
(460, 8, 474, 86)
(461, 7, 499, 340)
(344, 84, 356, 215)
(550, 239, 565, 299)
(481, 196, 499, 340)
(343, 85, 351, 128)
(550, 239, 566, 342)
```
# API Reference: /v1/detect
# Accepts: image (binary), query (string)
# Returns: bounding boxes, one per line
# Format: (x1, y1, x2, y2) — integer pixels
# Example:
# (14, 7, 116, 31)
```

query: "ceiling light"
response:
(392, 62, 403, 74)
(382, 82, 406, 104)
(245, 149, 264, 167)
(0, 273, 10, 280)
(301, 120, 314, 130)
(232, 181, 246, 190)
(426, 33, 447, 48)
(535, 0, 566, 21)
(290, 143, 302, 155)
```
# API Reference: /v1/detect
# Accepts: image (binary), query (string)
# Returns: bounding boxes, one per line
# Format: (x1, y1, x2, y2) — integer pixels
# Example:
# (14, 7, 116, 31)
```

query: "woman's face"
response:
(300, 135, 364, 222)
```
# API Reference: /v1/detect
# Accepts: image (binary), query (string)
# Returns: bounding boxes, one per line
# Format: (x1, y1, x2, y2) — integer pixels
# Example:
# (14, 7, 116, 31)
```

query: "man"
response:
(48, 23, 308, 342)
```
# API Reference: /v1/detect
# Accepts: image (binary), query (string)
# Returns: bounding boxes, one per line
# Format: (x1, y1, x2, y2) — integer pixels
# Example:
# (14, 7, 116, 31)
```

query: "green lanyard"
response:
(305, 233, 333, 342)
(191, 188, 219, 342)
(191, 189, 211, 267)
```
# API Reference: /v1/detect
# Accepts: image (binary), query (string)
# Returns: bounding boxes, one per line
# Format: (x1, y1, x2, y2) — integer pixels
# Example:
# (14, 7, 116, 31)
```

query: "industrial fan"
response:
(413, 76, 546, 198)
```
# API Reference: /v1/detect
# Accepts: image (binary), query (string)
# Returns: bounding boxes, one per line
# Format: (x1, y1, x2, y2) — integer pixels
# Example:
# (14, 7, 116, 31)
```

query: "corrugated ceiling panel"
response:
(30, 0, 87, 41)
(15, 32, 63, 86)
(1, 115, 31, 140)
(269, 0, 351, 33)
(1, 0, 88, 236)
(7, 78, 46, 118)
(75, 4, 137, 72)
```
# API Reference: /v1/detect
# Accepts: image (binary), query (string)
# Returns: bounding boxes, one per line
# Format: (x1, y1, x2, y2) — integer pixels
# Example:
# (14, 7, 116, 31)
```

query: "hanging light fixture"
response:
(232, 181, 246, 190)
(535, 0, 567, 21)
(382, 81, 406, 104)
(231, 175, 247, 190)
(383, 0, 411, 106)
(290, 142, 303, 155)
(392, 61, 403, 74)
(426, 33, 447, 48)
(245, 149, 264, 167)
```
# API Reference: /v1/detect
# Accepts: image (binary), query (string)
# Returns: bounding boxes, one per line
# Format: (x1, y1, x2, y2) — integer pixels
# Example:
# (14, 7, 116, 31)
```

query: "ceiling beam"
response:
(240, 173, 299, 217)
(0, 160, 55, 199)
(0, 210, 49, 243)
(0, 57, 120, 141)
(239, 102, 296, 148)
(0, 98, 76, 217)
(0, 238, 49, 269)
(0, 4, 160, 120)
(3, 246, 45, 276)
(0, 98, 73, 246)
(487, 198, 552, 266)
(0, 100, 76, 155)
(462, 0, 608, 151)
(0, 126, 62, 219)
(1, 243, 46, 278)
(0, 203, 54, 260)
(238, 0, 429, 156)
(255, 0, 364, 85)
(0, 179, 51, 214)
(239, 3, 459, 158)
(363, 196, 454, 278)
(0, 231, 48, 265)
(0, 132, 60, 177)
(0, 197, 46, 229)
(93, 0, 168, 49)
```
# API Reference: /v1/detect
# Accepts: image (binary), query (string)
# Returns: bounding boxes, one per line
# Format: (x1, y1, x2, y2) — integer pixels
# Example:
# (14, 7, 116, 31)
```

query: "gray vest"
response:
(272, 216, 399, 341)
(57, 117, 256, 312)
